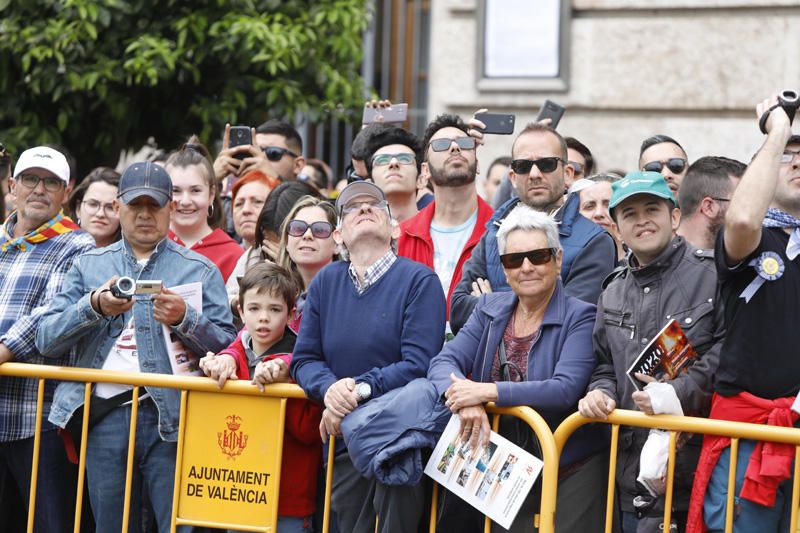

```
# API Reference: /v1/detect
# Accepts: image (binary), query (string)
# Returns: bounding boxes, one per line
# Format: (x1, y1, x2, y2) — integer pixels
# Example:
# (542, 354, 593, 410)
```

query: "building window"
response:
(477, 0, 570, 92)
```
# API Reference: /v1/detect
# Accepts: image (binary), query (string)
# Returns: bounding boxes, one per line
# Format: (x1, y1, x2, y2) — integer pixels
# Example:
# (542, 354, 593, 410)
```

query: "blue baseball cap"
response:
(609, 171, 676, 215)
(118, 161, 172, 207)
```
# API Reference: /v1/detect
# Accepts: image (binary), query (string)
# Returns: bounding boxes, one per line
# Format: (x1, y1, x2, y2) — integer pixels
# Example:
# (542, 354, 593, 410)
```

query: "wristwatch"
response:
(355, 382, 372, 403)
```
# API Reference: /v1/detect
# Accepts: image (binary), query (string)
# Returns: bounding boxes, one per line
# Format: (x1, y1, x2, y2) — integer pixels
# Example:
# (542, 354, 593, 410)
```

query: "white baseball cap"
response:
(13, 146, 70, 184)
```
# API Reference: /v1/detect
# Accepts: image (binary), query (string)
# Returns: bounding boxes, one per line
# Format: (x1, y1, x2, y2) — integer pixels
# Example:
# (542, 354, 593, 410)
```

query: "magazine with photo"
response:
(424, 415, 543, 529)
(626, 319, 697, 391)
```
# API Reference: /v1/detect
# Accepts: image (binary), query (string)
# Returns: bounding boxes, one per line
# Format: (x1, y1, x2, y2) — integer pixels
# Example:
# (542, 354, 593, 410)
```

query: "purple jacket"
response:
(427, 281, 607, 466)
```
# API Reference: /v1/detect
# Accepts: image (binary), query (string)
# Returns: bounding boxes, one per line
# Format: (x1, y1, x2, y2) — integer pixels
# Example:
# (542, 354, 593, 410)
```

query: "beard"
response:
(428, 159, 477, 188)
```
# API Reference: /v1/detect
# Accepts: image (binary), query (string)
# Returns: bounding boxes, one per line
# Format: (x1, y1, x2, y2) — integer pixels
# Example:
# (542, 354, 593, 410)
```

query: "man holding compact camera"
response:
(36, 161, 236, 533)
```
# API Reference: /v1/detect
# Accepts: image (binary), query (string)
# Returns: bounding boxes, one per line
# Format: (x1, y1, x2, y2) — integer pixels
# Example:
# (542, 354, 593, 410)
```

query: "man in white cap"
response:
(291, 181, 446, 533)
(0, 145, 95, 532)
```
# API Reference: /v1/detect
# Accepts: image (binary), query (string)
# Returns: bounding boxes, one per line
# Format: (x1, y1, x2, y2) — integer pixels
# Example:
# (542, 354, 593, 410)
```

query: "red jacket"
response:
(686, 392, 798, 533)
(169, 228, 244, 282)
(397, 197, 493, 317)
(219, 327, 322, 518)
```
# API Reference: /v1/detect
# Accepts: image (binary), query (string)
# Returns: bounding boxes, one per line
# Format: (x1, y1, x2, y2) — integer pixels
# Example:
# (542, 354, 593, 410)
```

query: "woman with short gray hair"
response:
(428, 203, 608, 533)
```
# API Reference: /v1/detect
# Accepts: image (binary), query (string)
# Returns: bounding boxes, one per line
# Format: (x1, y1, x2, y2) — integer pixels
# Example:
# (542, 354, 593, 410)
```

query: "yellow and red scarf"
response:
(0, 211, 81, 252)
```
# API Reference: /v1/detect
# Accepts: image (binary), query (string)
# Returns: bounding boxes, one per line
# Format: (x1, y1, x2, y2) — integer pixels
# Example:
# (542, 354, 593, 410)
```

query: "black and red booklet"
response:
(626, 319, 697, 391)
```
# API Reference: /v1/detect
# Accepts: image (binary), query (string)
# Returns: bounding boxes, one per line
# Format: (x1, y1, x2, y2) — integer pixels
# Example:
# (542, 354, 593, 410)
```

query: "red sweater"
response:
(218, 327, 322, 518)
(397, 197, 493, 317)
(686, 392, 799, 533)
(169, 228, 244, 282)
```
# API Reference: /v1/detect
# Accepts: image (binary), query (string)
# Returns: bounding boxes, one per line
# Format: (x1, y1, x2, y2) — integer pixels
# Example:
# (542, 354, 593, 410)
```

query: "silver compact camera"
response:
(110, 277, 162, 299)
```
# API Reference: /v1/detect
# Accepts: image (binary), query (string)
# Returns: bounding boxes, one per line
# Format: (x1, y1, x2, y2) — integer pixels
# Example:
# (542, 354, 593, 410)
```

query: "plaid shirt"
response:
(347, 250, 397, 294)
(0, 214, 95, 441)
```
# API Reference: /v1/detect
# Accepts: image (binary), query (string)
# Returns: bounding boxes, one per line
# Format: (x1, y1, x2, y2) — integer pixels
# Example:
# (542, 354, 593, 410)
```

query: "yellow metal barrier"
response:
(0, 362, 559, 533)
(553, 409, 800, 533)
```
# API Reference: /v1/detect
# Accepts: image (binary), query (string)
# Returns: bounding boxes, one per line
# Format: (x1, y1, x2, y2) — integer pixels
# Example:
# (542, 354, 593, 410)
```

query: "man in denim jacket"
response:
(36, 161, 236, 533)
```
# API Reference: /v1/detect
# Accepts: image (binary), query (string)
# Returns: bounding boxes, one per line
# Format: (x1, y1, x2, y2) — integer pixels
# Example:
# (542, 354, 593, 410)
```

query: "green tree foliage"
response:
(0, 0, 369, 175)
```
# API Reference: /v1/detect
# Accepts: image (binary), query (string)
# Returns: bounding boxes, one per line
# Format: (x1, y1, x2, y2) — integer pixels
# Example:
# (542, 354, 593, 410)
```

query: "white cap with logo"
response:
(13, 146, 70, 185)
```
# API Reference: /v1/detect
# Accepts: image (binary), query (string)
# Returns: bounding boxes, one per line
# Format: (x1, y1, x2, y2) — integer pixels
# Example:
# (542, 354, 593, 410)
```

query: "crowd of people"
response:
(0, 91, 797, 533)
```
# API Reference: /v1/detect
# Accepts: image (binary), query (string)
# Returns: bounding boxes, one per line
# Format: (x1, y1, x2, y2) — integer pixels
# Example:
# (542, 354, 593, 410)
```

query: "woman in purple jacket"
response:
(427, 205, 609, 533)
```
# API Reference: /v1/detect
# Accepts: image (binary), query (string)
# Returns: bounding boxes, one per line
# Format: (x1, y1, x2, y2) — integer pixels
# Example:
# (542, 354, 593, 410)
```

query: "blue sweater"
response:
(290, 257, 446, 404)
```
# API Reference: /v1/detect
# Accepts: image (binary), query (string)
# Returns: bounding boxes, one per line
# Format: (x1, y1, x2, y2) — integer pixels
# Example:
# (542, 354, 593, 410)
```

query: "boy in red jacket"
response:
(200, 263, 321, 532)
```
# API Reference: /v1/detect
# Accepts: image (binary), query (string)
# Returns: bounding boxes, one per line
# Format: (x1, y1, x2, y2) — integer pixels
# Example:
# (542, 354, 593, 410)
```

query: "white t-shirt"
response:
(96, 316, 139, 399)
(430, 210, 478, 298)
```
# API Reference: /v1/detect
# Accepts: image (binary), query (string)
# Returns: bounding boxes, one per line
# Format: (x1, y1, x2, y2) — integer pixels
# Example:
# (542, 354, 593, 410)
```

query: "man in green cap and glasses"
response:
(578, 171, 724, 532)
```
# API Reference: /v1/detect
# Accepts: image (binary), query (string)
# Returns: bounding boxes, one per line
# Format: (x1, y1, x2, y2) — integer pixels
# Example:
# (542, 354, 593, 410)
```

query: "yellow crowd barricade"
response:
(0, 362, 560, 533)
(553, 409, 800, 533)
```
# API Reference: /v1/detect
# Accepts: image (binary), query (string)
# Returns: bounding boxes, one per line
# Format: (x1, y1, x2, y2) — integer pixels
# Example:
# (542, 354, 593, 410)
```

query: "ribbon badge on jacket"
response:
(740, 208, 800, 303)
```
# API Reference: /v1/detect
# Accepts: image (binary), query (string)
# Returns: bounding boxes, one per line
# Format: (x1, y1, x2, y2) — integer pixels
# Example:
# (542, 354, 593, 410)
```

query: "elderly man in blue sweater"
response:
(291, 181, 446, 533)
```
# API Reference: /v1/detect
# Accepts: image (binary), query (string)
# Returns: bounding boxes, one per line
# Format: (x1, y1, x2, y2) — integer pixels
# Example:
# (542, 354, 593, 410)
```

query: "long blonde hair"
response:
(276, 196, 338, 290)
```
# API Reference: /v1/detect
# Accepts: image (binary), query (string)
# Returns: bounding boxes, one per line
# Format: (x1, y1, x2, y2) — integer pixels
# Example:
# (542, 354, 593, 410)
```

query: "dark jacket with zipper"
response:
(587, 236, 723, 513)
(428, 281, 608, 467)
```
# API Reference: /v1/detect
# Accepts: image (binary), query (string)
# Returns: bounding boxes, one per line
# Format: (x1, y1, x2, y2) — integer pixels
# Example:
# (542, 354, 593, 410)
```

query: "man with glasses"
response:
(566, 136, 595, 186)
(579, 172, 722, 532)
(685, 99, 800, 533)
(639, 134, 689, 194)
(0, 146, 95, 532)
(291, 181, 445, 533)
(398, 114, 494, 326)
(363, 126, 423, 222)
(450, 122, 616, 333)
(677, 156, 745, 250)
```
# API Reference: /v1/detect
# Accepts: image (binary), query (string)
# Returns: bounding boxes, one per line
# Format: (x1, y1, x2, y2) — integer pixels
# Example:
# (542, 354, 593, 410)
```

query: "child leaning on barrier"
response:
(200, 263, 322, 533)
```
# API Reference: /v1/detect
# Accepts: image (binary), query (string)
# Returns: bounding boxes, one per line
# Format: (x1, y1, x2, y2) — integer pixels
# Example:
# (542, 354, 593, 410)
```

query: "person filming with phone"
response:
(36, 161, 236, 533)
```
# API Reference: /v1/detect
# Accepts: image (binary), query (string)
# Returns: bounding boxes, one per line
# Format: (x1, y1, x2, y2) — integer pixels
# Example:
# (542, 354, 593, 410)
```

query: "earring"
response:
(208, 204, 215, 218)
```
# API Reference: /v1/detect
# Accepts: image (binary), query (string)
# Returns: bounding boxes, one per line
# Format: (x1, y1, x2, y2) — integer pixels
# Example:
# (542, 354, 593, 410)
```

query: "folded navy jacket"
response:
(342, 378, 451, 486)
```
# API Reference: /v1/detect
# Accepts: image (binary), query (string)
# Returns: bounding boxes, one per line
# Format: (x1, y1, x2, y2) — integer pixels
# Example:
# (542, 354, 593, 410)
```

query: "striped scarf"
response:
(0, 211, 81, 252)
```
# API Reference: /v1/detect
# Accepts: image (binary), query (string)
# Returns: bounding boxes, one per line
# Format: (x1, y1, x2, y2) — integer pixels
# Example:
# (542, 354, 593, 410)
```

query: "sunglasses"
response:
(17, 173, 64, 192)
(642, 158, 687, 174)
(510, 157, 563, 175)
(499, 247, 557, 269)
(372, 153, 416, 167)
(429, 137, 477, 152)
(263, 146, 298, 162)
(568, 161, 584, 174)
(287, 219, 334, 239)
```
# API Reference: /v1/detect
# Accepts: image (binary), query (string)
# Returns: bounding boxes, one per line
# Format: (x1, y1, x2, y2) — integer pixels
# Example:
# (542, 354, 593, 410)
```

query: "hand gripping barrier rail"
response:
(553, 409, 800, 533)
(0, 362, 560, 533)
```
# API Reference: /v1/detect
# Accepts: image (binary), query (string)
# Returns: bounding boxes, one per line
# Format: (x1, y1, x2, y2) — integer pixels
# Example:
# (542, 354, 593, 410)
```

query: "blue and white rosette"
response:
(739, 251, 785, 302)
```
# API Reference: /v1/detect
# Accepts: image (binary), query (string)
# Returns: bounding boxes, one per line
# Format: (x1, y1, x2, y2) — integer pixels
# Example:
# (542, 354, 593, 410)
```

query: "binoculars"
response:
(759, 90, 800, 134)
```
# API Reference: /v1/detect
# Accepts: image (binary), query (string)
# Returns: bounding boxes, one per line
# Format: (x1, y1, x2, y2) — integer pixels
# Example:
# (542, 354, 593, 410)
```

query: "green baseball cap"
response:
(609, 171, 676, 214)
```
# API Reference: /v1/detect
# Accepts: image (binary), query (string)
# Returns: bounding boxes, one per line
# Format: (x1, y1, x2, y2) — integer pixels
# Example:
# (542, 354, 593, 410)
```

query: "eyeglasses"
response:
(510, 157, 563, 175)
(372, 153, 416, 167)
(499, 247, 557, 269)
(81, 199, 117, 218)
(262, 146, 298, 162)
(17, 173, 64, 192)
(341, 199, 389, 215)
(568, 161, 584, 174)
(287, 219, 334, 239)
(642, 158, 687, 175)
(712, 197, 730, 203)
(429, 137, 476, 152)
(781, 150, 800, 164)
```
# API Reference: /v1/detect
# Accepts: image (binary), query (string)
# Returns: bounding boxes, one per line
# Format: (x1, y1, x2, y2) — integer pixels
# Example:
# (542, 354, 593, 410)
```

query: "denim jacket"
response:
(36, 238, 237, 441)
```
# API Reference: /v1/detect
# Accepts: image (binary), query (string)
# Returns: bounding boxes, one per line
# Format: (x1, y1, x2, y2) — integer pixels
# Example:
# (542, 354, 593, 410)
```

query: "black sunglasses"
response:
(499, 247, 557, 269)
(263, 146, 298, 162)
(642, 158, 687, 175)
(429, 137, 476, 152)
(510, 157, 563, 175)
(287, 220, 333, 239)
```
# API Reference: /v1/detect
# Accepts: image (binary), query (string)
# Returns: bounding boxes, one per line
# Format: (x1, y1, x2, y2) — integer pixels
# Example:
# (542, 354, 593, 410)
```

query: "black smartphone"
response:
(474, 112, 516, 135)
(228, 126, 252, 160)
(535, 100, 566, 130)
